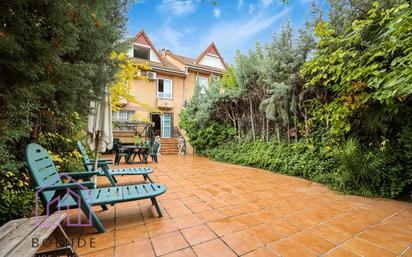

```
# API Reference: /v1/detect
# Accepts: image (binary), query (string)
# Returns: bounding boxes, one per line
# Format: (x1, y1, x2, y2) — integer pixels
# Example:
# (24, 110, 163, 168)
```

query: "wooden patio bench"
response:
(0, 213, 77, 257)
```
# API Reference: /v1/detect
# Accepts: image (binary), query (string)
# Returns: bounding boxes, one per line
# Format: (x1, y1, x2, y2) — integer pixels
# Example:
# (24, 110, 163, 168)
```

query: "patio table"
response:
(123, 145, 149, 164)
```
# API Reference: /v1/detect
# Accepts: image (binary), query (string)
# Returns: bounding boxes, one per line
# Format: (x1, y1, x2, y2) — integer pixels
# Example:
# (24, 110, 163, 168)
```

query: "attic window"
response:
(133, 45, 150, 60)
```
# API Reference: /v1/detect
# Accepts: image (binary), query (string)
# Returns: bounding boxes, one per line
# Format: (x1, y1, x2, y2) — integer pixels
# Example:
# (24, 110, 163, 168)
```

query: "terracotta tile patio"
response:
(68, 155, 412, 257)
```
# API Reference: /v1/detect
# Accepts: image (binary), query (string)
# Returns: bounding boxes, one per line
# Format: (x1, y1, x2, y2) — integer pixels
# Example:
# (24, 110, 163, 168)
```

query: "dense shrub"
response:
(0, 112, 87, 225)
(0, 171, 34, 225)
(206, 139, 338, 183)
(184, 122, 236, 154)
(205, 138, 412, 199)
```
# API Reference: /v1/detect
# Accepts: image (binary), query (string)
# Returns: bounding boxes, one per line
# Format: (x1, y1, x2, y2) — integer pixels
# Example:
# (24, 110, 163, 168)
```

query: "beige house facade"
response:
(114, 30, 227, 154)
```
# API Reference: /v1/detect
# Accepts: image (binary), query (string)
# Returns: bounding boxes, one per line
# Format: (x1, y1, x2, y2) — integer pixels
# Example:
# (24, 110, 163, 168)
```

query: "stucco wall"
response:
(123, 69, 217, 155)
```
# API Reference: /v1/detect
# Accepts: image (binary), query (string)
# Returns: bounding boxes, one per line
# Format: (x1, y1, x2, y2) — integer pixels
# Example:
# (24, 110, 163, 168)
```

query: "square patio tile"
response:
(242, 247, 279, 257)
(187, 202, 212, 213)
(172, 214, 203, 229)
(219, 206, 245, 217)
(290, 231, 336, 255)
(323, 247, 361, 257)
(328, 214, 372, 234)
(115, 214, 144, 230)
(343, 237, 397, 257)
(181, 224, 217, 246)
(162, 247, 196, 257)
(166, 206, 193, 218)
(151, 231, 189, 256)
(309, 223, 353, 244)
(196, 209, 226, 222)
(115, 225, 148, 245)
(267, 218, 302, 237)
(77, 231, 114, 255)
(192, 238, 237, 257)
(161, 199, 186, 209)
(222, 230, 263, 255)
(206, 218, 243, 236)
(357, 224, 412, 253)
(229, 214, 261, 228)
(114, 239, 154, 257)
(146, 219, 178, 237)
(115, 206, 142, 218)
(82, 219, 115, 236)
(180, 196, 202, 204)
(247, 224, 284, 244)
(268, 238, 318, 257)
(206, 199, 229, 209)
(81, 247, 114, 257)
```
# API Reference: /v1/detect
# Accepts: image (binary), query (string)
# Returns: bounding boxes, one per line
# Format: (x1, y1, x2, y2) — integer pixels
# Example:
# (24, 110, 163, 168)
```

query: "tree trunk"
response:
(275, 122, 280, 142)
(304, 108, 309, 143)
(287, 122, 291, 144)
(294, 115, 298, 142)
(266, 118, 269, 142)
(249, 98, 256, 141)
(30, 117, 42, 142)
(294, 123, 298, 142)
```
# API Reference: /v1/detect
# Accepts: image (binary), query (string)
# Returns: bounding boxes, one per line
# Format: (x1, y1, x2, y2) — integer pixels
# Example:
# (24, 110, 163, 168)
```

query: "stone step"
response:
(160, 138, 179, 155)
(160, 151, 179, 154)
(161, 142, 178, 145)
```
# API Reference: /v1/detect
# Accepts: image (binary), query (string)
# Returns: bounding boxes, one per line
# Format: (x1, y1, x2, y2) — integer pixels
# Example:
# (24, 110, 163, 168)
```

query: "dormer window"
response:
(133, 45, 150, 60)
(197, 76, 209, 94)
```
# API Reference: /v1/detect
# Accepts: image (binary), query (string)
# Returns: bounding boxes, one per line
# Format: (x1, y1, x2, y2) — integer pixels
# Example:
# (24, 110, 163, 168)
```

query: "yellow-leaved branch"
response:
(109, 51, 161, 115)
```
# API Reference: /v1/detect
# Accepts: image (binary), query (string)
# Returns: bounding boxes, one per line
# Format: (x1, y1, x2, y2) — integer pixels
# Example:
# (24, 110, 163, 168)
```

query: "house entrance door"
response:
(151, 113, 161, 137)
(161, 114, 172, 138)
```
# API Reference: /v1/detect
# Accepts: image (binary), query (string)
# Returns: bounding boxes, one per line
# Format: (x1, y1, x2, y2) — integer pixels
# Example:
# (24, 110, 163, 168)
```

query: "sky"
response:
(127, 0, 328, 64)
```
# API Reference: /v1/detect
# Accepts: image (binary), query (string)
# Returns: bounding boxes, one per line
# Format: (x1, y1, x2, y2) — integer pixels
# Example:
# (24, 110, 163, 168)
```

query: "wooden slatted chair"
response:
(150, 142, 160, 163)
(77, 141, 154, 185)
(26, 143, 166, 233)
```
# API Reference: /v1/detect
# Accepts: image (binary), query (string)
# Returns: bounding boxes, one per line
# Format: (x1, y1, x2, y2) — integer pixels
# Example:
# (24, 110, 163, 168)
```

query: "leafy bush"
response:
(206, 139, 338, 184)
(184, 122, 236, 154)
(38, 112, 86, 172)
(0, 112, 87, 225)
(206, 138, 412, 199)
(0, 171, 34, 225)
(333, 138, 391, 196)
(39, 132, 84, 172)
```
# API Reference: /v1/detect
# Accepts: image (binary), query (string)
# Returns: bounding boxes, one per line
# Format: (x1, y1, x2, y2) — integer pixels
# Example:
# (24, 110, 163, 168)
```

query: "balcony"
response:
(157, 98, 174, 109)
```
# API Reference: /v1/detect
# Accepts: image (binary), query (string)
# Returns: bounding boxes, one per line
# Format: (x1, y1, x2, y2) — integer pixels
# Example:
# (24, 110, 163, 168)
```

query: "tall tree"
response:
(0, 0, 130, 173)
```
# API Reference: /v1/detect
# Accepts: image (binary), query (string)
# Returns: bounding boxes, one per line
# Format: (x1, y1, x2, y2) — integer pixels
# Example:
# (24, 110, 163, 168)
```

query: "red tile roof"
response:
(131, 29, 227, 75)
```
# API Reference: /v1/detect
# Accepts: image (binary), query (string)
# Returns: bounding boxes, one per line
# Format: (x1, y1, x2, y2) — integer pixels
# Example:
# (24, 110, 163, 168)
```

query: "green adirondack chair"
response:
(26, 143, 166, 233)
(150, 142, 160, 163)
(77, 141, 154, 186)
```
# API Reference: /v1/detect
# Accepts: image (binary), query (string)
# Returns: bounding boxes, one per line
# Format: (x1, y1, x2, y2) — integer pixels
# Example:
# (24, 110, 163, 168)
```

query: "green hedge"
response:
(206, 139, 337, 182)
(205, 139, 412, 199)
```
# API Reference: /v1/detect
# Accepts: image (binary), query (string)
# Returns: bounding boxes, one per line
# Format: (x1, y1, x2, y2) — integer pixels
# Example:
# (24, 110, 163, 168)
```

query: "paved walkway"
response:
(73, 155, 412, 257)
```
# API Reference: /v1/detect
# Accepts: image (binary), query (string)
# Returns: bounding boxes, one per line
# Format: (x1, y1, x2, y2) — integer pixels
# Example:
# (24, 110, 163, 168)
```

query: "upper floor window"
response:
(157, 78, 173, 99)
(133, 45, 150, 60)
(113, 110, 135, 122)
(197, 76, 209, 94)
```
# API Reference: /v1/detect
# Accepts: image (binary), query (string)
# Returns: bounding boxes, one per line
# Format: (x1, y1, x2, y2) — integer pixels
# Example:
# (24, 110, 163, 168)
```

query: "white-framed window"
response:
(157, 78, 173, 99)
(112, 110, 135, 122)
(133, 44, 150, 60)
(196, 76, 209, 94)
